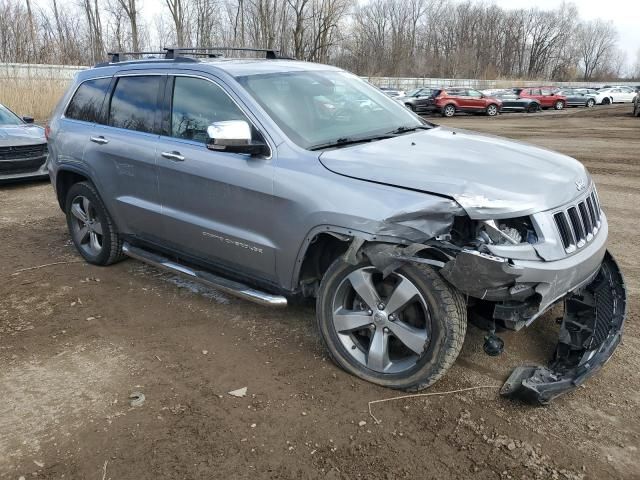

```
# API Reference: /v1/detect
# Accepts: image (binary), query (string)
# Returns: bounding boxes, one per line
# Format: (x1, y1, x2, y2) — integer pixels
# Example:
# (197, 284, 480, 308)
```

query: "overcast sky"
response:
(138, 0, 639, 67)
(475, 0, 640, 67)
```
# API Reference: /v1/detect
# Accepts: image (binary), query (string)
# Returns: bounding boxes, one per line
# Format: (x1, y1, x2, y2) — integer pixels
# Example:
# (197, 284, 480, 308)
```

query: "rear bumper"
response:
(501, 251, 626, 404)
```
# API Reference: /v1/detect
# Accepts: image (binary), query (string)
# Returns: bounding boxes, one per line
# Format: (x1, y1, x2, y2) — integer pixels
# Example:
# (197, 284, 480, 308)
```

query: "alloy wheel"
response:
(331, 267, 431, 374)
(69, 195, 104, 256)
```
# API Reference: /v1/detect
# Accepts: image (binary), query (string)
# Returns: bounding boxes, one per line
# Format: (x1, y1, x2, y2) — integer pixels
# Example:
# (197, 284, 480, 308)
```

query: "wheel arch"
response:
(292, 225, 454, 298)
(55, 167, 91, 211)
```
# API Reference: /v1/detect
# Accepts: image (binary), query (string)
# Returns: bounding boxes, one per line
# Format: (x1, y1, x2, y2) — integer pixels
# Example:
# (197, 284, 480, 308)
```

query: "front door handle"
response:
(161, 151, 185, 162)
(90, 136, 109, 145)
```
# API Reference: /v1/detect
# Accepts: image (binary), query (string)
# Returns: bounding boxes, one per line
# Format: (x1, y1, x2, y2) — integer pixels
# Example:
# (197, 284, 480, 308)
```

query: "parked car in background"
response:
(633, 91, 640, 117)
(423, 88, 502, 117)
(397, 88, 439, 114)
(378, 87, 405, 98)
(513, 87, 567, 110)
(594, 87, 637, 105)
(0, 103, 48, 183)
(491, 90, 541, 113)
(556, 88, 597, 108)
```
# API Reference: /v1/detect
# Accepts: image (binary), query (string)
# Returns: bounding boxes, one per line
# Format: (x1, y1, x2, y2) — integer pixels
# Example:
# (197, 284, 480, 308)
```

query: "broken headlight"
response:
(475, 217, 538, 247)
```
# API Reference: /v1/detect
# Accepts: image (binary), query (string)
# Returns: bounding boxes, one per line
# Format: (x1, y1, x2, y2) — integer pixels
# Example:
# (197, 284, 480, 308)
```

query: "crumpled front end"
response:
(352, 181, 626, 404)
(501, 252, 626, 404)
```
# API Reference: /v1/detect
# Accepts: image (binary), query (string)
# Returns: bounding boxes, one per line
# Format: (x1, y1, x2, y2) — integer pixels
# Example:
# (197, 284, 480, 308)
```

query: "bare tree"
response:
(165, 0, 189, 46)
(576, 19, 618, 80)
(113, 0, 141, 51)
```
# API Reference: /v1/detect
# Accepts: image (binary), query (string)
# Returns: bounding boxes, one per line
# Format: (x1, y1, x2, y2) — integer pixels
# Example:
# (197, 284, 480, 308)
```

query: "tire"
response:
(65, 181, 125, 266)
(316, 258, 467, 391)
(586, 98, 595, 108)
(527, 103, 540, 113)
(554, 100, 565, 110)
(485, 104, 499, 116)
(442, 104, 456, 117)
(405, 103, 415, 112)
(602, 97, 611, 105)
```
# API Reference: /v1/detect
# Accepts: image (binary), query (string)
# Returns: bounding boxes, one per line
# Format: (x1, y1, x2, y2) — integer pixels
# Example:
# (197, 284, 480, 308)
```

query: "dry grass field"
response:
(0, 78, 69, 122)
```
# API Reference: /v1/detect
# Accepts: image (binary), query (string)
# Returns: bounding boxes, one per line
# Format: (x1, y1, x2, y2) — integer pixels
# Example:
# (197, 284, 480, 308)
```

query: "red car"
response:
(513, 87, 567, 110)
(405, 88, 502, 117)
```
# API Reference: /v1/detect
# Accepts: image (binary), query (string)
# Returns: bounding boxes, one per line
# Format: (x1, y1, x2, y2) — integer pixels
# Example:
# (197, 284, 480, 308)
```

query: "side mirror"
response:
(206, 120, 269, 156)
(22, 116, 34, 124)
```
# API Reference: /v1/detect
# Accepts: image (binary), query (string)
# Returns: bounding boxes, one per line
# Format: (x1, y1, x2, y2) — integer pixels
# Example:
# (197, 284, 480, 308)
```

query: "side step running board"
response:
(122, 243, 287, 307)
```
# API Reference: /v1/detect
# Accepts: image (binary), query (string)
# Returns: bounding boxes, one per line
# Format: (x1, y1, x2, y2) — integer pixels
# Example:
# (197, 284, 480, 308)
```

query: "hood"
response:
(0, 124, 46, 147)
(318, 127, 589, 219)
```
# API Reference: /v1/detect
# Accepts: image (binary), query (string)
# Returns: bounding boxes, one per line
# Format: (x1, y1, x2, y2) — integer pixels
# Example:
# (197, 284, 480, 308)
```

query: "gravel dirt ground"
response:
(1, 104, 638, 480)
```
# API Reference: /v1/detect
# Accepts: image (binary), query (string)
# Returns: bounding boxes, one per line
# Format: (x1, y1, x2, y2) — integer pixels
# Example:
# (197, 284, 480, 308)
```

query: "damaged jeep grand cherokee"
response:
(47, 48, 626, 404)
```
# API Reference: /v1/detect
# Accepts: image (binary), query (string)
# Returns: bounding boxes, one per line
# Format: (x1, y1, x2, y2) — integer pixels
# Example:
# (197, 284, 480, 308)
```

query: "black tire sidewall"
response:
(316, 259, 455, 389)
(65, 182, 116, 265)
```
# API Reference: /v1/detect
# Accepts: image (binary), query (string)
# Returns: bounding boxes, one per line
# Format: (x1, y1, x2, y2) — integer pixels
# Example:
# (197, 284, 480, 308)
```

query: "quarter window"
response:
(65, 78, 111, 123)
(170, 77, 249, 143)
(109, 76, 161, 134)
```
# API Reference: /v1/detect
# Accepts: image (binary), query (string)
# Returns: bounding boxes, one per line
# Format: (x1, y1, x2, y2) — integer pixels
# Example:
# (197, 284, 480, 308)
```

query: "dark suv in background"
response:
(46, 48, 626, 404)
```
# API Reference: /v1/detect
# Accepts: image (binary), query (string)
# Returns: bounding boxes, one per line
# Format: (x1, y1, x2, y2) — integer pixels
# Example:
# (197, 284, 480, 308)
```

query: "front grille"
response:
(0, 144, 48, 175)
(553, 189, 602, 253)
(0, 143, 48, 161)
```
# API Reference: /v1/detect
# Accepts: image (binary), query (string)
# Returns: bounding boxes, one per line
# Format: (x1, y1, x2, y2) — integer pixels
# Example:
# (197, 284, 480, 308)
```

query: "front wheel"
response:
(442, 104, 456, 117)
(602, 97, 611, 105)
(486, 104, 499, 116)
(586, 98, 595, 108)
(65, 181, 124, 266)
(554, 100, 565, 110)
(316, 259, 467, 391)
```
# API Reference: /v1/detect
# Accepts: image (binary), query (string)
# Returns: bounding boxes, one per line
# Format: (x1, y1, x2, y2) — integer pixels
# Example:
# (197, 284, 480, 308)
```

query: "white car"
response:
(594, 87, 637, 105)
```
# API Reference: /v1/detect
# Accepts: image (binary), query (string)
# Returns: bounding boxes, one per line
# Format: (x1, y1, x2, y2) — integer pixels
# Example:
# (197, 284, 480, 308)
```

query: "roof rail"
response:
(164, 46, 292, 60)
(95, 51, 200, 68)
(106, 51, 166, 63)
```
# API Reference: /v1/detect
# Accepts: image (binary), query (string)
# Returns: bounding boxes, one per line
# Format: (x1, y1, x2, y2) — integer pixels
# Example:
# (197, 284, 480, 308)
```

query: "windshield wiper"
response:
(386, 124, 432, 135)
(308, 134, 394, 151)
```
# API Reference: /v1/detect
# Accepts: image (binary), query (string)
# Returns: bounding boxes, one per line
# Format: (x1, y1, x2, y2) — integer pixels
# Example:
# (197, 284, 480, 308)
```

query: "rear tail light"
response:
(44, 125, 51, 141)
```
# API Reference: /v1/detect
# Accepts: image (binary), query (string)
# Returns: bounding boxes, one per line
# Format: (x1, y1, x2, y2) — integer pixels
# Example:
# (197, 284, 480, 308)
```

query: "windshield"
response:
(0, 104, 23, 126)
(237, 70, 426, 150)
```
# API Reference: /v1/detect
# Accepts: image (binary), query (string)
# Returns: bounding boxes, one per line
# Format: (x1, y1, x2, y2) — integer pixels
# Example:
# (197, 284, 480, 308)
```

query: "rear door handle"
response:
(90, 136, 109, 145)
(161, 151, 185, 162)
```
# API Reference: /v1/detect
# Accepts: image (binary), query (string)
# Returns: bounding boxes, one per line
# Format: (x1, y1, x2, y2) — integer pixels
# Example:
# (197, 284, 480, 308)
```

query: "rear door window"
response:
(170, 76, 251, 143)
(108, 76, 162, 134)
(65, 78, 112, 123)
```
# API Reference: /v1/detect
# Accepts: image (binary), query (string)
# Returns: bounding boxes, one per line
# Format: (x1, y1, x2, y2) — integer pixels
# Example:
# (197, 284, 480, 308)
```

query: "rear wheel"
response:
(554, 100, 565, 110)
(316, 259, 467, 391)
(65, 181, 124, 266)
(486, 104, 498, 116)
(405, 103, 415, 112)
(586, 98, 596, 108)
(527, 103, 540, 113)
(442, 104, 456, 117)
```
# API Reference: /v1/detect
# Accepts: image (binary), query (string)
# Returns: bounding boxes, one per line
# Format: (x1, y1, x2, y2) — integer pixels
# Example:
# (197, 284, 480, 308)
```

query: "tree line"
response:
(1, 0, 638, 81)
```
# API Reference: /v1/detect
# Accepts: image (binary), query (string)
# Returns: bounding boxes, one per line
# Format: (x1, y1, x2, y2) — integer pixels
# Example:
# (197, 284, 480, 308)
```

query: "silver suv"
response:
(47, 48, 626, 404)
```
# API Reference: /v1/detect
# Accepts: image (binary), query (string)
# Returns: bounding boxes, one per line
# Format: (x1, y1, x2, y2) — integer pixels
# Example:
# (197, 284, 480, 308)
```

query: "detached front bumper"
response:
(501, 251, 626, 404)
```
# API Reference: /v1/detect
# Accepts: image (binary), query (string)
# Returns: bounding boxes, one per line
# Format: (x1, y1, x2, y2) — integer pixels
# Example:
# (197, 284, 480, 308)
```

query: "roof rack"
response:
(96, 46, 292, 67)
(164, 47, 291, 60)
(106, 51, 166, 63)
